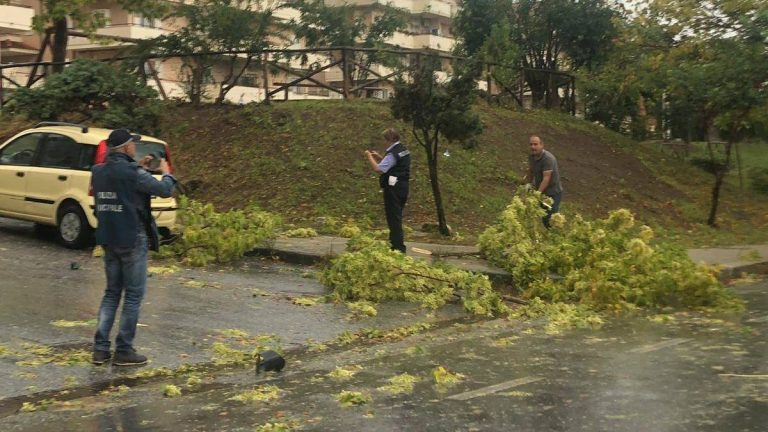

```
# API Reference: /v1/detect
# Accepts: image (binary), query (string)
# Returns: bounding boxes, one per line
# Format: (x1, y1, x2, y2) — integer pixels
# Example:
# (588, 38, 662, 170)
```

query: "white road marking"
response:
(447, 376, 543, 401)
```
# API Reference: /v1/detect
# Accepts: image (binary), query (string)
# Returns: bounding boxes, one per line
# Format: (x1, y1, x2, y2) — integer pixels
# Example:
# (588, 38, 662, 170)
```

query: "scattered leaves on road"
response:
(163, 384, 182, 398)
(377, 373, 420, 395)
(148, 265, 180, 275)
(50, 319, 97, 328)
(337, 390, 371, 407)
(228, 385, 280, 403)
(346, 301, 378, 317)
(327, 365, 363, 381)
(292, 296, 320, 306)
(432, 366, 465, 389)
(14, 344, 90, 367)
(100, 385, 130, 396)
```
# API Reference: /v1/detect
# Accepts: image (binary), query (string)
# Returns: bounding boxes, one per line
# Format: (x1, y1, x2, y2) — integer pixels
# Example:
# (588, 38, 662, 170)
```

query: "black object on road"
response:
(256, 350, 285, 374)
(70, 262, 80, 270)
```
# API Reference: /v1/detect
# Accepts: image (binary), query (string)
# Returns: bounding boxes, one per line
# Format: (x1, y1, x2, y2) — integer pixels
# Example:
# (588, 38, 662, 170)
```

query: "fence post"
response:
(518, 71, 524, 110)
(262, 52, 270, 105)
(546, 71, 553, 109)
(570, 77, 576, 116)
(486, 63, 492, 103)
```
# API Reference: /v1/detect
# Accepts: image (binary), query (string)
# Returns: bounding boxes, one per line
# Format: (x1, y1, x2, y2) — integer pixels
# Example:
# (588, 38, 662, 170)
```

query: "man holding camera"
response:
(91, 129, 176, 366)
(526, 135, 562, 228)
(365, 128, 411, 253)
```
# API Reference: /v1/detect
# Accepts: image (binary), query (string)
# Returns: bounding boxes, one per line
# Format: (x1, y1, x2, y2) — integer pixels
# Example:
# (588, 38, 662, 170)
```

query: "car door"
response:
(0, 133, 42, 217)
(24, 133, 82, 222)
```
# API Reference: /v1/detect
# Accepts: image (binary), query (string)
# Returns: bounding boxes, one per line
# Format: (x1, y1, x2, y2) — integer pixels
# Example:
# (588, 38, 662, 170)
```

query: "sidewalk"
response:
(254, 236, 768, 282)
(689, 243, 768, 279)
(249, 236, 512, 284)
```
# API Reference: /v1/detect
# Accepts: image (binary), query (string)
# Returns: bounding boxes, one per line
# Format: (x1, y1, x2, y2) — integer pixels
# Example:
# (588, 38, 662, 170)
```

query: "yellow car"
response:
(0, 122, 177, 248)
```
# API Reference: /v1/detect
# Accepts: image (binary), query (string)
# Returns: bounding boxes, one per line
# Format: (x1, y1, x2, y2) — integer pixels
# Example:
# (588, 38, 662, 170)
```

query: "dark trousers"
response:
(383, 182, 409, 253)
(542, 191, 562, 228)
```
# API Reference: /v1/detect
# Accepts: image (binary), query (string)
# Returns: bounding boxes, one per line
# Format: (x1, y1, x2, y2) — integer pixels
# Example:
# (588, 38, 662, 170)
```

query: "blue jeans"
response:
(94, 233, 148, 353)
(542, 192, 562, 229)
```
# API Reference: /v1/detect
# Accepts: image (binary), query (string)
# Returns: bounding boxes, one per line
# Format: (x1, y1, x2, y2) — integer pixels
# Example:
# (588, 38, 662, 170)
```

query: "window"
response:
(133, 14, 157, 28)
(77, 145, 96, 171)
(92, 9, 111, 21)
(38, 134, 81, 169)
(0, 133, 41, 166)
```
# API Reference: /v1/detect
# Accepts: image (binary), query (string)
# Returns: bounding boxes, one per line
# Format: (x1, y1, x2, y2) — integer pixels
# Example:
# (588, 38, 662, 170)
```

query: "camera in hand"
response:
(146, 153, 162, 171)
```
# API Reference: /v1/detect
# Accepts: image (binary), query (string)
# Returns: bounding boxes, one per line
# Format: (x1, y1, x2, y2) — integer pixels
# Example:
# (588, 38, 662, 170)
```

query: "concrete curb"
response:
(251, 237, 768, 286)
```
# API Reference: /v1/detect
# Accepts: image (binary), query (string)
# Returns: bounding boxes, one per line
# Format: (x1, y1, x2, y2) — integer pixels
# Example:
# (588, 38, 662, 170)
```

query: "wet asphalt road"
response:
(2, 283, 766, 432)
(0, 218, 464, 404)
(0, 218, 766, 431)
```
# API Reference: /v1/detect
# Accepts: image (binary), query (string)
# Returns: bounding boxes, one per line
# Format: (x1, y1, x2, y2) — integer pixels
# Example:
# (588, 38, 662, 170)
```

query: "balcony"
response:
(96, 24, 169, 40)
(388, 31, 414, 48)
(0, 4, 35, 34)
(273, 5, 301, 22)
(68, 24, 170, 51)
(413, 0, 453, 17)
(412, 33, 455, 52)
(324, 0, 452, 17)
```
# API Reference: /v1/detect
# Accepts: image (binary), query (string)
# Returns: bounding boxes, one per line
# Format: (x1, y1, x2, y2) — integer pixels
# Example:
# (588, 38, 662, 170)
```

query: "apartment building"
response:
(0, 0, 460, 103)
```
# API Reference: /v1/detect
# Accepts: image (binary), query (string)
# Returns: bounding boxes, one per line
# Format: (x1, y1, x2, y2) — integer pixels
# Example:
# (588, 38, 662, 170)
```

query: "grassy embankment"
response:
(2, 101, 766, 246)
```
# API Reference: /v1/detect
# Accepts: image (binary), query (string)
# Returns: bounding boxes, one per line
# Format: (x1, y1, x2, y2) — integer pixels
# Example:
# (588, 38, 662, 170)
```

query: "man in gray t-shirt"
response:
(526, 135, 562, 228)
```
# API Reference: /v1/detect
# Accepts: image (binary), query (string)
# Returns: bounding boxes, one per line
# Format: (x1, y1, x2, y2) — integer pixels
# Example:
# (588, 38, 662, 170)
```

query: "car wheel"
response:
(57, 203, 93, 249)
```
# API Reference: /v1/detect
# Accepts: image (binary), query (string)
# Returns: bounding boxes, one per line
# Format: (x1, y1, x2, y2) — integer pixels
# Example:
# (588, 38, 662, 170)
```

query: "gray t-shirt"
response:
(529, 149, 562, 196)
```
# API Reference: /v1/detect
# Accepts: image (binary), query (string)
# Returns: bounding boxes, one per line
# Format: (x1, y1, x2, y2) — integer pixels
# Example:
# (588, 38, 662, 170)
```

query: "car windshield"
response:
(134, 141, 167, 161)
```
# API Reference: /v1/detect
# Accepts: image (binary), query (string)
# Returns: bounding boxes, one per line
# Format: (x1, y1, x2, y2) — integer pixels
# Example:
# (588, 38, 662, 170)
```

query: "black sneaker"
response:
(113, 349, 148, 366)
(92, 351, 112, 365)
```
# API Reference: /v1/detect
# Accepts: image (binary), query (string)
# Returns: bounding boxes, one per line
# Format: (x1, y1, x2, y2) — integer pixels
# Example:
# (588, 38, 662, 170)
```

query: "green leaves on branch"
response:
(320, 236, 507, 317)
(479, 187, 743, 312)
(5, 59, 161, 133)
(161, 197, 281, 266)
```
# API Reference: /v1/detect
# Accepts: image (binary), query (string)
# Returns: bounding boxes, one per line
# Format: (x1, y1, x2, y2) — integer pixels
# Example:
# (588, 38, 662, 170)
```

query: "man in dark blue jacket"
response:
(365, 128, 411, 253)
(91, 129, 176, 366)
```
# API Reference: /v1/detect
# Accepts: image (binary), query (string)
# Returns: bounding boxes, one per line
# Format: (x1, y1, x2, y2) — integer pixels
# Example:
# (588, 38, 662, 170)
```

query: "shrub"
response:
(6, 59, 161, 133)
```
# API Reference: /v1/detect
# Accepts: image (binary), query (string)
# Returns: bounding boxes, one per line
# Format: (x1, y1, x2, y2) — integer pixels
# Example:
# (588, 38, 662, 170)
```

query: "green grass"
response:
(3, 103, 766, 248)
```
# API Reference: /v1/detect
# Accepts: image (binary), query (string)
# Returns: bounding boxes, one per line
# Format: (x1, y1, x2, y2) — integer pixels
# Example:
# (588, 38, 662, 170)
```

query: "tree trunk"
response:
(424, 138, 450, 236)
(52, 18, 69, 73)
(191, 66, 203, 105)
(707, 141, 733, 227)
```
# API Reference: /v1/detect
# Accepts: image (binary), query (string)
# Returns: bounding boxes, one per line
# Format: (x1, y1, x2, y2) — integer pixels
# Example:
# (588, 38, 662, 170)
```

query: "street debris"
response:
(147, 265, 181, 276)
(292, 296, 320, 306)
(322, 235, 507, 316)
(337, 390, 371, 407)
(163, 384, 182, 398)
(377, 373, 420, 395)
(228, 385, 280, 403)
(327, 365, 363, 381)
(432, 366, 465, 389)
(50, 319, 96, 328)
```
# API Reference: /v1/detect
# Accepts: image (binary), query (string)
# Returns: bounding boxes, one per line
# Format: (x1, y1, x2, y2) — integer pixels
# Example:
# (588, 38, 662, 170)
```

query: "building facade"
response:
(0, 0, 460, 103)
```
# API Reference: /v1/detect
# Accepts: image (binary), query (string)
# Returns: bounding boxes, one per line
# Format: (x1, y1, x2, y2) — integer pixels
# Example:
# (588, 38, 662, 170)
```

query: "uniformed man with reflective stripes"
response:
(365, 128, 411, 253)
